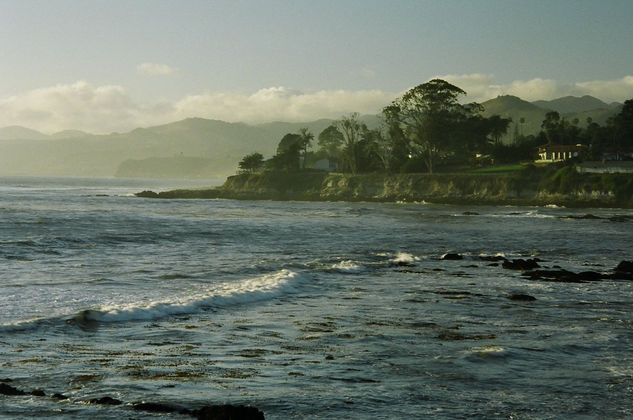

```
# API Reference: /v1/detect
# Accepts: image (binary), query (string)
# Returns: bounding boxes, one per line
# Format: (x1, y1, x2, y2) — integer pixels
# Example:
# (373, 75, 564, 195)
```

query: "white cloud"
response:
(170, 87, 393, 124)
(2, 76, 632, 134)
(438, 74, 633, 104)
(0, 81, 147, 133)
(136, 62, 177, 76)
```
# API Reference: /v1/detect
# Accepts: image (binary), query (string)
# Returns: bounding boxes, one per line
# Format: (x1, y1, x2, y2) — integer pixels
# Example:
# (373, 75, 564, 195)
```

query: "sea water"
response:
(1, 177, 632, 419)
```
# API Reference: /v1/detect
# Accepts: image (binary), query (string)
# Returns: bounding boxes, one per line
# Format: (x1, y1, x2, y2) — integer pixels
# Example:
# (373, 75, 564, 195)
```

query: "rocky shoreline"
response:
(0, 381, 264, 419)
(136, 169, 633, 208)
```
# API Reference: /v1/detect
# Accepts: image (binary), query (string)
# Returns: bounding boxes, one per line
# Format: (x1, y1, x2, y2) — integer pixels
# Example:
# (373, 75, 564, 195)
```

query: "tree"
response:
(298, 128, 314, 169)
(336, 113, 366, 174)
(541, 111, 561, 145)
(238, 152, 264, 173)
(317, 125, 344, 160)
(382, 79, 472, 173)
(270, 133, 302, 171)
(487, 114, 512, 146)
(613, 99, 633, 149)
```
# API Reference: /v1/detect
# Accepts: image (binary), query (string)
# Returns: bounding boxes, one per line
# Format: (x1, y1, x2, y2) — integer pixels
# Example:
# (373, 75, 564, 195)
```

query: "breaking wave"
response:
(1, 270, 300, 331)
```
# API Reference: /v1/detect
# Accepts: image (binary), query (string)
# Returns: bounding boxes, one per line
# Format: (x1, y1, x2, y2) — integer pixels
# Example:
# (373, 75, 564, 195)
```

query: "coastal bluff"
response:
(137, 166, 633, 208)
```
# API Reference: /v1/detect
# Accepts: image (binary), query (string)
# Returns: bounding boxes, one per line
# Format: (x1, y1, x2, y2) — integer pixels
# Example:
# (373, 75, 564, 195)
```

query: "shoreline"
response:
(136, 168, 633, 209)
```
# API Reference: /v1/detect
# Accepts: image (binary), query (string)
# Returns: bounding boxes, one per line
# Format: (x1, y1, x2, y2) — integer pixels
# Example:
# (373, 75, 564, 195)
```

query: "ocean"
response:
(1, 176, 632, 419)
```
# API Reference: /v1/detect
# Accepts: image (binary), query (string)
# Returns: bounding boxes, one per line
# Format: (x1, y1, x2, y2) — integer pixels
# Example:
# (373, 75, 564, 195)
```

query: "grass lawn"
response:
(472, 164, 524, 174)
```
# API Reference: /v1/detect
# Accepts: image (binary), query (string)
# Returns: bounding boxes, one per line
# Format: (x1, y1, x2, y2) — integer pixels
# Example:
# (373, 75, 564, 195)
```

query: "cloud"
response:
(0, 81, 147, 133)
(170, 87, 393, 124)
(438, 74, 633, 104)
(136, 62, 177, 76)
(0, 82, 393, 133)
(2, 76, 632, 134)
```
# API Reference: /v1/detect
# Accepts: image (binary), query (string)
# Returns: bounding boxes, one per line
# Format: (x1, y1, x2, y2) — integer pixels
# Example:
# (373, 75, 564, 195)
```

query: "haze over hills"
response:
(0, 95, 623, 179)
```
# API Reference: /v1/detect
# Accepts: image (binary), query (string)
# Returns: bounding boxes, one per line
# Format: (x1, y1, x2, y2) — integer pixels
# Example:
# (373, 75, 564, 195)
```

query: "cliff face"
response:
(139, 166, 633, 208)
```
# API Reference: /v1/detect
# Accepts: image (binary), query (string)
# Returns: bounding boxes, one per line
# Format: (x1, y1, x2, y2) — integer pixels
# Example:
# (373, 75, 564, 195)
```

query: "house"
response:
(536, 144, 585, 162)
(311, 158, 338, 172)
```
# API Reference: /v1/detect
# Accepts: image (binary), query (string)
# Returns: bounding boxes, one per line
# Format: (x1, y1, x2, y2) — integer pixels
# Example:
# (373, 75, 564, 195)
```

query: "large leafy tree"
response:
(238, 152, 264, 173)
(336, 112, 367, 174)
(383, 79, 473, 173)
(270, 133, 302, 171)
(317, 125, 344, 160)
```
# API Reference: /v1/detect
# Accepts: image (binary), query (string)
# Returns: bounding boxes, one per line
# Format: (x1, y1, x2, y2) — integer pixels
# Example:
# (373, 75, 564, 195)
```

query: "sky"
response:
(1, 0, 633, 133)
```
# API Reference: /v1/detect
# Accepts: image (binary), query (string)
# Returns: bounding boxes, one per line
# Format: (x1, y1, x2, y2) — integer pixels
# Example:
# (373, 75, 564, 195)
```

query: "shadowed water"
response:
(1, 177, 632, 419)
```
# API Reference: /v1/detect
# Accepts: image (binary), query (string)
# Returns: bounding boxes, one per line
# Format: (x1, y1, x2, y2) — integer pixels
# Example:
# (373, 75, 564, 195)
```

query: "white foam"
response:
(1, 270, 301, 330)
(331, 260, 364, 273)
(391, 252, 420, 264)
(87, 269, 300, 323)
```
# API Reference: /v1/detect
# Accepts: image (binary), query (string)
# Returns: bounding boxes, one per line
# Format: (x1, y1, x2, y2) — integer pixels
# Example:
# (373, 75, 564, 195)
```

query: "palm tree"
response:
(298, 128, 313, 169)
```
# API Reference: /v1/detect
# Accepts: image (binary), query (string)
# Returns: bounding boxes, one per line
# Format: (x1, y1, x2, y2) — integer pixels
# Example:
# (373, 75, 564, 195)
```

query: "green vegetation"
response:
(237, 80, 633, 179)
(473, 164, 524, 174)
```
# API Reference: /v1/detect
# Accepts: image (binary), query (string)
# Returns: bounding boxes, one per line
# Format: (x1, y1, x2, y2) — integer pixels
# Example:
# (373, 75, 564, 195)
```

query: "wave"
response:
(1, 270, 300, 331)
(330, 260, 364, 273)
(391, 252, 420, 265)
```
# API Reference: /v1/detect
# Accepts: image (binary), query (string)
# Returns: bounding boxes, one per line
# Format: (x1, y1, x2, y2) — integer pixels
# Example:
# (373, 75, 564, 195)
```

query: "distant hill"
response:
(50, 129, 92, 139)
(532, 95, 611, 114)
(0, 95, 621, 178)
(481, 95, 548, 139)
(481, 95, 621, 142)
(0, 126, 49, 141)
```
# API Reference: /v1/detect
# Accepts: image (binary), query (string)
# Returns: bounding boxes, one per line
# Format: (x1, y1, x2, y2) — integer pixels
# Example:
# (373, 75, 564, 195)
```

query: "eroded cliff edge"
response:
(137, 165, 633, 208)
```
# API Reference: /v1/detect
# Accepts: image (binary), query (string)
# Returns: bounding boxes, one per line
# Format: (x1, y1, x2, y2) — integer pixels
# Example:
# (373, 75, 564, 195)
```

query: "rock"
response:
(608, 215, 633, 222)
(508, 294, 536, 301)
(31, 389, 46, 397)
(502, 258, 540, 270)
(441, 253, 463, 260)
(462, 211, 479, 215)
(52, 393, 69, 400)
(615, 261, 633, 274)
(0, 383, 26, 396)
(561, 213, 603, 220)
(522, 269, 606, 283)
(576, 271, 607, 281)
(133, 402, 184, 414)
(135, 190, 159, 198)
(89, 396, 123, 405)
(193, 404, 265, 420)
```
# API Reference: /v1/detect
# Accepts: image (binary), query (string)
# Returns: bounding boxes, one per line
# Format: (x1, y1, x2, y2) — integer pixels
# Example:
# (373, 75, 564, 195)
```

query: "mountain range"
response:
(0, 95, 622, 179)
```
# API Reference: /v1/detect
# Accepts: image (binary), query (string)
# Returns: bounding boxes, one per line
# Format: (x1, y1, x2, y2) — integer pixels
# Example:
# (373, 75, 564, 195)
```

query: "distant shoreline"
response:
(137, 166, 633, 209)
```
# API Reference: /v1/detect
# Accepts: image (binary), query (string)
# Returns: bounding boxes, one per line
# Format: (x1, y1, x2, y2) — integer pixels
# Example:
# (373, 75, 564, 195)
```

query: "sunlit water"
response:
(1, 177, 632, 419)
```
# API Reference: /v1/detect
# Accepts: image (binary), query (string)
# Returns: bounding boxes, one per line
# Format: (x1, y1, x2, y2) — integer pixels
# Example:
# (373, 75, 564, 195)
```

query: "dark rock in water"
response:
(0, 383, 26, 396)
(31, 389, 46, 397)
(136, 190, 159, 198)
(562, 214, 603, 220)
(576, 271, 607, 281)
(522, 269, 606, 283)
(508, 294, 536, 301)
(502, 258, 540, 270)
(441, 253, 463, 260)
(462, 211, 479, 215)
(615, 261, 633, 274)
(52, 393, 69, 400)
(133, 402, 185, 414)
(194, 404, 265, 420)
(608, 215, 633, 222)
(395, 260, 416, 267)
(89, 396, 123, 405)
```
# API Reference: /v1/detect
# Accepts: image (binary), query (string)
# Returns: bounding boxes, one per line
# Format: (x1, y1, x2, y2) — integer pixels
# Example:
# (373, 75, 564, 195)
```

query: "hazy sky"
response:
(1, 0, 633, 133)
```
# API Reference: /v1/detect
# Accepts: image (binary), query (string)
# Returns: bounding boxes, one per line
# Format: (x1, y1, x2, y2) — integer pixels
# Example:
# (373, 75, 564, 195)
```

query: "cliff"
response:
(137, 165, 633, 208)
